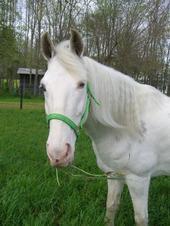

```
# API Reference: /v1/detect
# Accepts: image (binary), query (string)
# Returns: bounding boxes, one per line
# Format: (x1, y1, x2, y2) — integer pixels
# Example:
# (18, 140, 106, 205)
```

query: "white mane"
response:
(83, 57, 141, 132)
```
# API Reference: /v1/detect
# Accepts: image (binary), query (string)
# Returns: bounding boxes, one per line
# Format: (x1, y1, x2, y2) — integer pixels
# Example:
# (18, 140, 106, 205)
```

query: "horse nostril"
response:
(65, 143, 71, 157)
(55, 158, 59, 163)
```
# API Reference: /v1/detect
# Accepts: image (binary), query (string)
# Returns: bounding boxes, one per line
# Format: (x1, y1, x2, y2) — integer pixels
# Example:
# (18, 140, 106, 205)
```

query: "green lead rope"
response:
(46, 83, 100, 137)
(56, 165, 124, 186)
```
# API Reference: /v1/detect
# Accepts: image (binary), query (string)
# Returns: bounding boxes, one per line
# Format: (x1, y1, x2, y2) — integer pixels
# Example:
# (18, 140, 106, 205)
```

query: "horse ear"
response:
(41, 32, 55, 60)
(70, 29, 84, 57)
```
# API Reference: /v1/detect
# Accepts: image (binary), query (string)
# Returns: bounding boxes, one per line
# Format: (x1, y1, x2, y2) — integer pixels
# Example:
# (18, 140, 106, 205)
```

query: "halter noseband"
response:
(46, 84, 99, 137)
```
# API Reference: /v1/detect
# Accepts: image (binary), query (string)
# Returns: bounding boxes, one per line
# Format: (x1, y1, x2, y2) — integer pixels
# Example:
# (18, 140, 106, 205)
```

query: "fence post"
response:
(20, 75, 24, 109)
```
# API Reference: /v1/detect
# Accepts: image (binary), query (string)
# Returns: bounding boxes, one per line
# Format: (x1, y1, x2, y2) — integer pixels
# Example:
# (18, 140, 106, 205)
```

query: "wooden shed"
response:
(17, 68, 45, 109)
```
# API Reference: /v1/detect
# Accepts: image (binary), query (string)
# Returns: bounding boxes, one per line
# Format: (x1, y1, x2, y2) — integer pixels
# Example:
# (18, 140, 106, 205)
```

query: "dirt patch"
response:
(0, 102, 44, 109)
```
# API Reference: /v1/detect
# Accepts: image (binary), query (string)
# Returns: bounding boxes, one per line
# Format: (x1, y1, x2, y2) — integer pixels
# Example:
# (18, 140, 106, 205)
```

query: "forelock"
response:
(53, 40, 87, 80)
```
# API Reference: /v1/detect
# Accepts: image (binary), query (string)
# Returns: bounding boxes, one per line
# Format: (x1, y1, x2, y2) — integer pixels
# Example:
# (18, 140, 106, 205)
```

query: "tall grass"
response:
(0, 108, 169, 226)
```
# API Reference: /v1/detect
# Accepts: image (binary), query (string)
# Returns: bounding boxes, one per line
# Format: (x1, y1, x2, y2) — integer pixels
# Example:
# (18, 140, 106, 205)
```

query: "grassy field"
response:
(0, 100, 169, 226)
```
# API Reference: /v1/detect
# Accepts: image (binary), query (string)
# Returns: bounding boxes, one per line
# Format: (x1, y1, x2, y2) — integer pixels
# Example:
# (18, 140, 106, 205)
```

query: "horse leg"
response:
(126, 175, 150, 226)
(105, 179, 124, 226)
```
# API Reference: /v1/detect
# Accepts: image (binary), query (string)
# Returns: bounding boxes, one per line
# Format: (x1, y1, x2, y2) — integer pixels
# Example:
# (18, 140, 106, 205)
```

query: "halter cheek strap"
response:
(46, 83, 99, 137)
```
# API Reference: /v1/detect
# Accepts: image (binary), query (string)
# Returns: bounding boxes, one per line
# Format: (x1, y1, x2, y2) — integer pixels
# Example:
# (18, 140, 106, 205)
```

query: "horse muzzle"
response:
(47, 143, 73, 167)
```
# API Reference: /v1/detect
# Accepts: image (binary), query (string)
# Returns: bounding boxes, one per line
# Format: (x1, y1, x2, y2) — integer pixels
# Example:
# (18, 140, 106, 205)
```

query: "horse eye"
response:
(77, 81, 85, 89)
(40, 84, 46, 92)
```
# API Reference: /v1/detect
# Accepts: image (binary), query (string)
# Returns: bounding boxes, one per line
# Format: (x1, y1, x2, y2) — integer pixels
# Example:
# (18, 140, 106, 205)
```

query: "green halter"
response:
(46, 83, 99, 137)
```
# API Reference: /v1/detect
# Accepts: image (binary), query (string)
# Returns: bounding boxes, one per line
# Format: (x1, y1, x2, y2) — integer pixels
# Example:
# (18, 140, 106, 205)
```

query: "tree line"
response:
(0, 0, 169, 95)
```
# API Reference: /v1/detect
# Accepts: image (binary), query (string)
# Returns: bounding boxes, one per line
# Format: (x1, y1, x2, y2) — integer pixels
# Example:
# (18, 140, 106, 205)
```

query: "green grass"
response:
(0, 107, 169, 226)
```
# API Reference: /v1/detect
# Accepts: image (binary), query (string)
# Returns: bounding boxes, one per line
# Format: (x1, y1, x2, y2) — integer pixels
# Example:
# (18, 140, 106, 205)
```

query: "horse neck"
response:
(83, 56, 141, 131)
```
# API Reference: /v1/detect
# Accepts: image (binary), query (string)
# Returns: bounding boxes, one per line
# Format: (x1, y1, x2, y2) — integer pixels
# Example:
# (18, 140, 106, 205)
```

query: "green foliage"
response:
(0, 25, 21, 95)
(0, 26, 19, 76)
(0, 106, 169, 226)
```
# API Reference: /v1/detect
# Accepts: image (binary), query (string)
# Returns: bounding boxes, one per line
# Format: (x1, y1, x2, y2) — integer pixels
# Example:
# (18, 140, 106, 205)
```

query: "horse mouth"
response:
(53, 160, 73, 168)
(48, 155, 74, 168)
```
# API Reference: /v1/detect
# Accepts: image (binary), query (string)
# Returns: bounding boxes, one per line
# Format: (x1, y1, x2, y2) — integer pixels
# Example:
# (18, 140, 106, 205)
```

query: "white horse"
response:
(40, 29, 170, 226)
